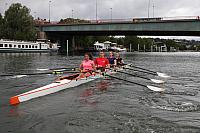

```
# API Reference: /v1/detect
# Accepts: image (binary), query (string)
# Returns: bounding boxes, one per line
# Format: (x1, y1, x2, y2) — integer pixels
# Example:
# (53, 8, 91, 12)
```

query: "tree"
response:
(0, 13, 3, 39)
(164, 39, 178, 50)
(59, 18, 90, 24)
(4, 3, 37, 40)
(124, 36, 138, 51)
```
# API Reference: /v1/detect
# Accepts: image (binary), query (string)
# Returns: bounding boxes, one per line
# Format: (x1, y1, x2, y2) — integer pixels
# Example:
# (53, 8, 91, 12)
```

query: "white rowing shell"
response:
(10, 74, 102, 105)
(10, 64, 155, 105)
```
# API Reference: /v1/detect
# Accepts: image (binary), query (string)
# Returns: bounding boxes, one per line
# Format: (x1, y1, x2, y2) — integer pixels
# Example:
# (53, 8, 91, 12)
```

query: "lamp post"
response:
(148, 0, 150, 18)
(4, 3, 8, 16)
(48, 1, 51, 23)
(152, 0, 155, 18)
(110, 8, 112, 22)
(72, 9, 74, 18)
(96, 0, 98, 22)
(34, 12, 37, 19)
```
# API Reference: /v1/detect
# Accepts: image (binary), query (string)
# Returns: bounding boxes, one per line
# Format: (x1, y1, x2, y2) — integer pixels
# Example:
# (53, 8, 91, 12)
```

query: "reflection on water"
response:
(96, 80, 109, 92)
(1, 52, 200, 133)
(79, 81, 110, 106)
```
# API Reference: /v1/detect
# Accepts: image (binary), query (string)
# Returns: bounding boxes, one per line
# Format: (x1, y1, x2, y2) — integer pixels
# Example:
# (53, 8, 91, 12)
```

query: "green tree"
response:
(4, 3, 36, 40)
(141, 38, 152, 50)
(0, 13, 3, 38)
(124, 36, 138, 51)
(164, 39, 178, 50)
(116, 37, 124, 46)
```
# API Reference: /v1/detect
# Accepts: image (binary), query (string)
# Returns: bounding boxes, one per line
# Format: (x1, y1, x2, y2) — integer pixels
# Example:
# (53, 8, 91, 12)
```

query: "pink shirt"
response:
(81, 60, 94, 71)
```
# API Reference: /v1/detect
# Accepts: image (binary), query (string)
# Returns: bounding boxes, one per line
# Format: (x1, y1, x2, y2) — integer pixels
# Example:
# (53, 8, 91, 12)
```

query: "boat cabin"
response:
(93, 41, 111, 51)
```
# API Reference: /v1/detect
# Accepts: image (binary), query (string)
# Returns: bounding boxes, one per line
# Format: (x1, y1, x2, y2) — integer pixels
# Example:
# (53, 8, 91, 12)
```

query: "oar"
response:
(117, 70, 165, 84)
(36, 67, 78, 71)
(123, 67, 170, 78)
(104, 74, 164, 92)
(123, 67, 156, 75)
(129, 64, 170, 78)
(0, 70, 79, 77)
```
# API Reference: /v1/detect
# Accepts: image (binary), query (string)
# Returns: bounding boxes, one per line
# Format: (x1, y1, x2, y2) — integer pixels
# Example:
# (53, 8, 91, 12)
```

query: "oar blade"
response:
(36, 68, 49, 71)
(12, 75, 27, 79)
(157, 72, 170, 78)
(147, 85, 165, 92)
(150, 79, 165, 84)
(54, 69, 68, 72)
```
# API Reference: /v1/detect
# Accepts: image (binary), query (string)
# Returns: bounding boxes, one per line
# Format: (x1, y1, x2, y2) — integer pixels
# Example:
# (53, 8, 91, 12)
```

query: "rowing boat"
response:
(10, 65, 128, 105)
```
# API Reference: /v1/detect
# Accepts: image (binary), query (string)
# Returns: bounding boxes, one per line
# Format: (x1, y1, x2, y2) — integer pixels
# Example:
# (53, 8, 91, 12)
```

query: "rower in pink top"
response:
(78, 53, 95, 78)
(81, 60, 95, 71)
(80, 53, 95, 71)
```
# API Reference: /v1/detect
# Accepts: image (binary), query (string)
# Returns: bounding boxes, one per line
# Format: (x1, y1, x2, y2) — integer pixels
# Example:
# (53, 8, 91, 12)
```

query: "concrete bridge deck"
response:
(37, 18, 200, 36)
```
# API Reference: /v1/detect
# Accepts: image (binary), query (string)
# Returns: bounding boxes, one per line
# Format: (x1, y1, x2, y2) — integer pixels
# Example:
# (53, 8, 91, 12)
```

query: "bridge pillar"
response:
(72, 36, 75, 50)
(37, 31, 47, 39)
(55, 36, 76, 54)
(42, 32, 77, 54)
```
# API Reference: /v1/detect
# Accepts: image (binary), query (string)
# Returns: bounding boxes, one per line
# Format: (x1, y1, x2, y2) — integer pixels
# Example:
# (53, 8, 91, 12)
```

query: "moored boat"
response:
(93, 41, 127, 52)
(0, 39, 59, 53)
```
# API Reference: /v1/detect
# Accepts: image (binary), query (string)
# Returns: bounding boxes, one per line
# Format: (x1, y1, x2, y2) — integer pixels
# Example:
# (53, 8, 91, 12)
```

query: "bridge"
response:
(36, 16, 200, 52)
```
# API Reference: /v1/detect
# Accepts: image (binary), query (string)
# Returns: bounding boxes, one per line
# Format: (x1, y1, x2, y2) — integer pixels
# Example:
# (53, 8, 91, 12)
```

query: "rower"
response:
(57, 53, 95, 81)
(94, 51, 110, 71)
(80, 53, 95, 71)
(107, 51, 116, 67)
(114, 52, 124, 67)
(79, 53, 95, 77)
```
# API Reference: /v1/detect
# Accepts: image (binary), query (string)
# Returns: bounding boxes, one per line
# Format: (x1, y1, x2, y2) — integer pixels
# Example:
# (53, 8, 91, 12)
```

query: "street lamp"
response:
(148, 0, 150, 18)
(96, 0, 98, 22)
(72, 9, 74, 18)
(110, 8, 112, 22)
(4, 3, 8, 16)
(34, 12, 37, 19)
(49, 1, 51, 22)
(152, 0, 155, 18)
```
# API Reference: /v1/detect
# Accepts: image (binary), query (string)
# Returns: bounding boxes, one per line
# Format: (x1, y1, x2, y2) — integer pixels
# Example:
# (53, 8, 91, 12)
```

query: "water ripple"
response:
(152, 102, 200, 112)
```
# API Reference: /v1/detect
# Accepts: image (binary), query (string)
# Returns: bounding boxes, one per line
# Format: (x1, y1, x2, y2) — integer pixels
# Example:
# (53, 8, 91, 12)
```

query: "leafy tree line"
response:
(73, 35, 155, 51)
(0, 3, 37, 41)
(0, 14, 3, 38)
(73, 35, 200, 51)
(59, 18, 90, 24)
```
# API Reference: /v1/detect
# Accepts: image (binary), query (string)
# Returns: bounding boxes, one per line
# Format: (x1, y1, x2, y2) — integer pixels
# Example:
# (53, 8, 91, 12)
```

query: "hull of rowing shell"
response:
(9, 72, 104, 105)
(9, 64, 129, 105)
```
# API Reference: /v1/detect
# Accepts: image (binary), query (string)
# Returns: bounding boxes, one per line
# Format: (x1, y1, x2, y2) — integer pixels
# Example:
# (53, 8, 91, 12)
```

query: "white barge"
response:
(0, 39, 58, 53)
(94, 41, 127, 52)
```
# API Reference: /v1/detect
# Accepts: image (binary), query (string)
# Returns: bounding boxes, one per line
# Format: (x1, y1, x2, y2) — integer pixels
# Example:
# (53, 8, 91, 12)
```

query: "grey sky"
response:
(1, 0, 200, 21)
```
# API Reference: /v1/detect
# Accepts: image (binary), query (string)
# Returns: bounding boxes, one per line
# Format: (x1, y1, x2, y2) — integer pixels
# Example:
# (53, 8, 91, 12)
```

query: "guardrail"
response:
(34, 16, 200, 26)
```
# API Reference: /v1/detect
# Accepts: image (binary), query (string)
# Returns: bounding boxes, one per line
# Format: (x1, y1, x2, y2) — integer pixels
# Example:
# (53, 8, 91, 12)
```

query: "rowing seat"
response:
(58, 73, 80, 80)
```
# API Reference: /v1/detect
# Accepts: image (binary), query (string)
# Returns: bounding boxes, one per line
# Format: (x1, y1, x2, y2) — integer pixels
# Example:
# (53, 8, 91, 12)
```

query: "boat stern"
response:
(10, 96, 20, 105)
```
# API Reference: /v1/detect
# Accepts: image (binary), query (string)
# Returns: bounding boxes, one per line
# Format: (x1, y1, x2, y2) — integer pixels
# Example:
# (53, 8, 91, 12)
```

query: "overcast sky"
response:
(1, 0, 200, 40)
(1, 0, 200, 21)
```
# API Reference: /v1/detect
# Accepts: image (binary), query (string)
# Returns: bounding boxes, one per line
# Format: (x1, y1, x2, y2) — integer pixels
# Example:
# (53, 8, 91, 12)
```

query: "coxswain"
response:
(94, 51, 110, 71)
(107, 51, 116, 67)
(114, 52, 124, 66)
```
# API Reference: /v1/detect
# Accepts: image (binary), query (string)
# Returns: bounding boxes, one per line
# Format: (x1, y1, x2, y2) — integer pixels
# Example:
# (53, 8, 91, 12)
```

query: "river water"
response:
(0, 52, 200, 133)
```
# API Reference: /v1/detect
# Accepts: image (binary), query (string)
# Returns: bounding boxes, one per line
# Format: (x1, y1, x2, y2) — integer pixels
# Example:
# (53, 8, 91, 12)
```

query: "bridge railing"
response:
(89, 18, 132, 23)
(35, 16, 200, 26)
(162, 16, 199, 20)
